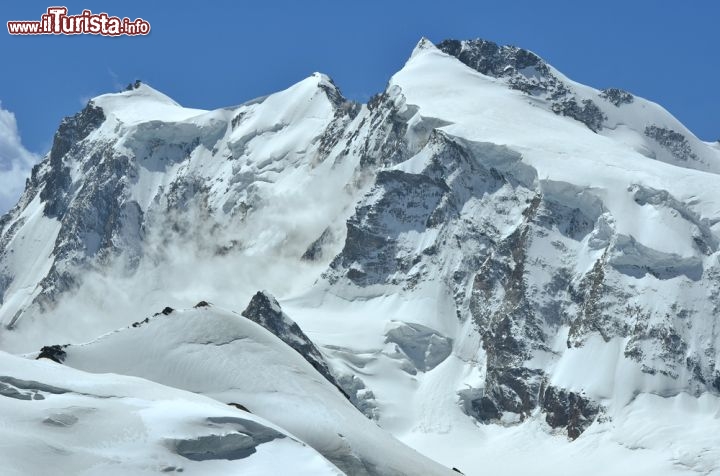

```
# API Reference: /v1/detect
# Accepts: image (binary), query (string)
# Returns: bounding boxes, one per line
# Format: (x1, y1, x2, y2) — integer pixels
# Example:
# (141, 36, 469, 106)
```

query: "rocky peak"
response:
(409, 37, 436, 58)
(39, 101, 106, 219)
(311, 72, 343, 106)
(437, 38, 547, 81)
(241, 291, 344, 394)
(436, 38, 606, 132)
(48, 101, 106, 165)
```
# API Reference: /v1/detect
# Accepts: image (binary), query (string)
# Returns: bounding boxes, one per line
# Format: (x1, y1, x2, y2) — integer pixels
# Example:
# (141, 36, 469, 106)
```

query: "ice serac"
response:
(1, 36, 720, 476)
(385, 321, 453, 372)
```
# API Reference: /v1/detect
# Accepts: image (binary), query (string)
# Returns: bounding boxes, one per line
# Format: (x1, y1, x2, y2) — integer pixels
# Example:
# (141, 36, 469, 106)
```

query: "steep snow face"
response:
(319, 40, 720, 435)
(0, 350, 343, 476)
(2, 37, 720, 476)
(435, 38, 720, 173)
(0, 195, 61, 329)
(0, 74, 367, 334)
(0, 64, 439, 347)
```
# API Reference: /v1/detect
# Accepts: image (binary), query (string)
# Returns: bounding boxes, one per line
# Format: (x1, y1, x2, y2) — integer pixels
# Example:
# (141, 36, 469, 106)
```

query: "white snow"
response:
(0, 350, 343, 476)
(92, 84, 208, 125)
(0, 195, 61, 330)
(59, 306, 456, 476)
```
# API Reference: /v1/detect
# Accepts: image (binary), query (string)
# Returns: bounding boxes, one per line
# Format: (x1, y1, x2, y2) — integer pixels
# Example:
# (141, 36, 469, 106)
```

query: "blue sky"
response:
(0, 0, 718, 209)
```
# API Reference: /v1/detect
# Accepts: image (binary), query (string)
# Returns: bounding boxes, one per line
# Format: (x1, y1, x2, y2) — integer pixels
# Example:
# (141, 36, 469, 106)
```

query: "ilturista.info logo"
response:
(7, 7, 150, 36)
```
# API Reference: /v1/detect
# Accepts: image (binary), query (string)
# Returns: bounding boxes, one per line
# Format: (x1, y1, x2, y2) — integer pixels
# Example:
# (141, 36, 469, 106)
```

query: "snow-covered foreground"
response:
(43, 305, 456, 476)
(1, 36, 720, 475)
(8, 300, 718, 476)
(0, 350, 342, 476)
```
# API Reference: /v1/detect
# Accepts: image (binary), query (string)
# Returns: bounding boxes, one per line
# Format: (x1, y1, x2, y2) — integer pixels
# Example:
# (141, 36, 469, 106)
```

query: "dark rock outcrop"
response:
(49, 101, 106, 167)
(600, 88, 634, 106)
(551, 97, 606, 133)
(37, 345, 67, 364)
(241, 291, 346, 395)
(540, 385, 601, 439)
(436, 39, 548, 87)
(42, 101, 106, 219)
(158, 306, 175, 316)
(645, 125, 699, 162)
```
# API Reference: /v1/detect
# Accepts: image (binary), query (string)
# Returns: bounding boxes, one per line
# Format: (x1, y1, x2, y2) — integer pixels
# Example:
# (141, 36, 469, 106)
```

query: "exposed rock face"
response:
(325, 100, 719, 437)
(600, 88, 634, 106)
(0, 71, 430, 324)
(356, 90, 414, 168)
(241, 292, 385, 419)
(326, 131, 517, 293)
(4, 99, 141, 308)
(43, 101, 106, 219)
(477, 368, 545, 422)
(551, 97, 606, 133)
(302, 227, 334, 261)
(327, 168, 450, 287)
(540, 385, 601, 440)
(436, 39, 549, 91)
(49, 102, 106, 174)
(241, 291, 343, 392)
(645, 125, 699, 162)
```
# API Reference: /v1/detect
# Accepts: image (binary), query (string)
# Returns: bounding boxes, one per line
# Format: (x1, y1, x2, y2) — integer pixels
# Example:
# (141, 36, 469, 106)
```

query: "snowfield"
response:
(56, 305, 455, 476)
(0, 350, 343, 476)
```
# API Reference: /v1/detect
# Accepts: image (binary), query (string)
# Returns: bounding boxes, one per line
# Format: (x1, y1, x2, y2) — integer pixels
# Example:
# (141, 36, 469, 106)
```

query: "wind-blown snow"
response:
(0, 102, 38, 214)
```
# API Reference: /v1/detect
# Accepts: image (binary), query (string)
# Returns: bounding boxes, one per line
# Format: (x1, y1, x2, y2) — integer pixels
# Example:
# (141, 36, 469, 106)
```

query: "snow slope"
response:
(55, 305, 456, 476)
(0, 350, 342, 476)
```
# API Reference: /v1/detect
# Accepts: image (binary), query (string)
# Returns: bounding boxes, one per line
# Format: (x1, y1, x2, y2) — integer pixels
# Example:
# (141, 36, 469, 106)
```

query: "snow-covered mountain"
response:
(1, 37, 720, 475)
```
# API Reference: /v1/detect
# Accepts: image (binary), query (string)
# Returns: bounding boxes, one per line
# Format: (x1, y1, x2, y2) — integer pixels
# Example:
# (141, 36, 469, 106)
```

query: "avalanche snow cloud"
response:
(0, 102, 38, 214)
(1, 37, 720, 475)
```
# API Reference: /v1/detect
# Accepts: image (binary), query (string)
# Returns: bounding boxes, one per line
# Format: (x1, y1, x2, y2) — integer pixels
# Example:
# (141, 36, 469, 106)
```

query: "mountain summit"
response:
(1, 38, 719, 475)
